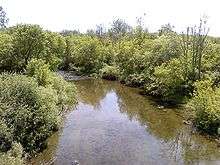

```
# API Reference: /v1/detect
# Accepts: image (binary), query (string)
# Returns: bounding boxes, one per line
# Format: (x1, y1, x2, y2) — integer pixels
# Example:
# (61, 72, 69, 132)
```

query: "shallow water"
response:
(31, 79, 220, 165)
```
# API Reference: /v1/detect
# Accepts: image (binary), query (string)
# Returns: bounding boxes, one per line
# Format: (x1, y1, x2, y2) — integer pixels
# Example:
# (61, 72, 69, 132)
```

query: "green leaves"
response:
(9, 24, 46, 70)
(62, 35, 105, 74)
(188, 79, 220, 134)
(0, 24, 67, 72)
(100, 65, 120, 80)
(44, 31, 66, 70)
(26, 59, 52, 86)
(0, 71, 77, 156)
(0, 32, 13, 71)
(26, 59, 77, 108)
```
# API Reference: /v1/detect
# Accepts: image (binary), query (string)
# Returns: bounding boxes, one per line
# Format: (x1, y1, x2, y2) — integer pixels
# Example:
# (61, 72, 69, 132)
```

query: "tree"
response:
(0, 32, 13, 70)
(95, 24, 105, 38)
(9, 24, 46, 70)
(0, 6, 8, 28)
(135, 13, 148, 33)
(108, 18, 132, 42)
(61, 36, 73, 70)
(60, 29, 80, 36)
(158, 23, 175, 36)
(95, 24, 107, 44)
(180, 18, 209, 81)
(133, 14, 148, 48)
(44, 31, 66, 70)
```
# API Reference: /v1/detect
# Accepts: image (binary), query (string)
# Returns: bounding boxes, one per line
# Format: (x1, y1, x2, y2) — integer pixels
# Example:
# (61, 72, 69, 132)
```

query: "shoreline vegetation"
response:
(0, 6, 219, 164)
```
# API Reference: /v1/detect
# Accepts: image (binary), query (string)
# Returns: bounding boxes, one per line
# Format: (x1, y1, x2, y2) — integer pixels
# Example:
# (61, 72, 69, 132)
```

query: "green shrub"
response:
(99, 65, 119, 80)
(145, 57, 190, 102)
(0, 59, 76, 161)
(44, 31, 66, 70)
(0, 74, 61, 153)
(8, 24, 46, 71)
(0, 32, 13, 71)
(49, 74, 77, 108)
(0, 71, 76, 155)
(0, 153, 23, 165)
(26, 59, 52, 86)
(0, 142, 23, 165)
(0, 24, 65, 71)
(123, 73, 147, 87)
(26, 59, 77, 108)
(64, 35, 102, 74)
(188, 79, 220, 135)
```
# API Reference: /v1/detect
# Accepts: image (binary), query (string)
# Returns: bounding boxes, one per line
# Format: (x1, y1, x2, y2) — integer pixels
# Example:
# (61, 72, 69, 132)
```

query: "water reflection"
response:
(31, 79, 220, 165)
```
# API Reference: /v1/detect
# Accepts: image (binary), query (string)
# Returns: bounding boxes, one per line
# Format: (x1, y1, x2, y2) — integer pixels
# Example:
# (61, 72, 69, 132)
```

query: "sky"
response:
(1, 0, 220, 36)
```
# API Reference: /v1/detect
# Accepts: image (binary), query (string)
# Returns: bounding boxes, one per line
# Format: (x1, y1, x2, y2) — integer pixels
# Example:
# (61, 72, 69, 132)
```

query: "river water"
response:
(31, 79, 220, 165)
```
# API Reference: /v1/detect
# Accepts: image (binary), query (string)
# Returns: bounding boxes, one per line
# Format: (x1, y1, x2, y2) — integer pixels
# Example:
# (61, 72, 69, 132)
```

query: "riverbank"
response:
(31, 79, 220, 165)
(60, 70, 220, 137)
(0, 61, 77, 165)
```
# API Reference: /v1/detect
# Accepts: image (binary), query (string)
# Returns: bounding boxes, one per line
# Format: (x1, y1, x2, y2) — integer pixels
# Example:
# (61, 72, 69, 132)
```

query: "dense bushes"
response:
(0, 59, 76, 164)
(0, 32, 13, 71)
(188, 79, 220, 135)
(7, 24, 46, 71)
(0, 74, 62, 153)
(44, 31, 66, 70)
(26, 59, 77, 107)
(0, 24, 67, 72)
(145, 56, 192, 102)
(62, 35, 104, 73)
(0, 24, 77, 163)
(57, 22, 220, 135)
(100, 65, 119, 80)
(0, 143, 23, 165)
(0, 18, 219, 165)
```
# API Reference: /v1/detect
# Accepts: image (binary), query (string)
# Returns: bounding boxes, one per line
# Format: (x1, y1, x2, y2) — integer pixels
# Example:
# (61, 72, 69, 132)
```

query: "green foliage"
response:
(0, 142, 23, 165)
(8, 24, 46, 70)
(179, 19, 209, 81)
(150, 34, 180, 65)
(49, 74, 77, 108)
(62, 35, 104, 74)
(188, 79, 220, 135)
(0, 32, 13, 71)
(0, 24, 65, 72)
(26, 59, 52, 86)
(115, 40, 139, 76)
(26, 59, 77, 108)
(124, 73, 148, 87)
(0, 59, 76, 158)
(0, 74, 60, 153)
(100, 65, 119, 80)
(0, 18, 218, 151)
(44, 31, 66, 70)
(147, 57, 189, 102)
(74, 36, 100, 73)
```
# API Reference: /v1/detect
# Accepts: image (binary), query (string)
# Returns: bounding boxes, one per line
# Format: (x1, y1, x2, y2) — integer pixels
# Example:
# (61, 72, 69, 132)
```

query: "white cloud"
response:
(1, 0, 220, 36)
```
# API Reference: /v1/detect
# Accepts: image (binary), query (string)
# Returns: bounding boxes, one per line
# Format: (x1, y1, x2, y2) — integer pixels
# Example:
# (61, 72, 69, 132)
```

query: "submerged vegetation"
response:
(0, 5, 220, 164)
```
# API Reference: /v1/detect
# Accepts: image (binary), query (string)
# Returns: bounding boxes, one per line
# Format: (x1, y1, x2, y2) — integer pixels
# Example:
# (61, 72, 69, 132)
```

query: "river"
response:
(31, 79, 220, 165)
